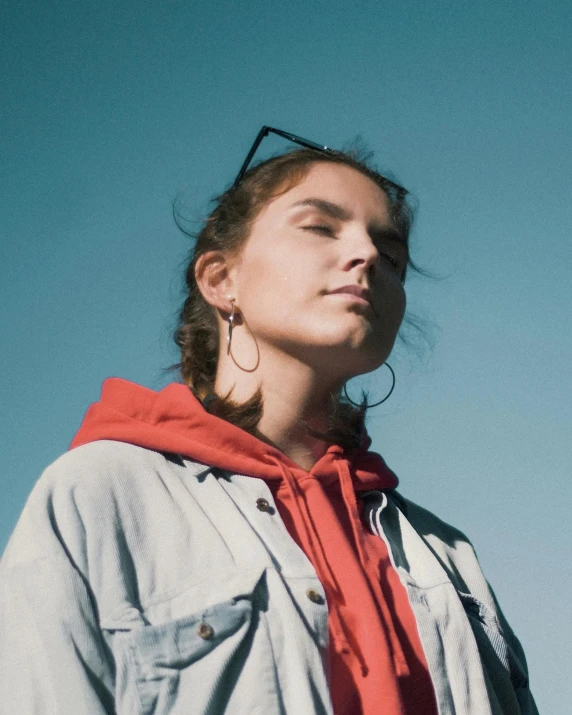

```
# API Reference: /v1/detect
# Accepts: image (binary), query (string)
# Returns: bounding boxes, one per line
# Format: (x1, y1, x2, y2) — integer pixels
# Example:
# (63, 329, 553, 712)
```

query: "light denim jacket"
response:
(0, 441, 538, 714)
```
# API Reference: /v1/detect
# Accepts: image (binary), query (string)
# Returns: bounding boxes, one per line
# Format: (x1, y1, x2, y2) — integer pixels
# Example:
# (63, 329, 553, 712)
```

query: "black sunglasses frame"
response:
(232, 126, 408, 205)
(233, 126, 335, 187)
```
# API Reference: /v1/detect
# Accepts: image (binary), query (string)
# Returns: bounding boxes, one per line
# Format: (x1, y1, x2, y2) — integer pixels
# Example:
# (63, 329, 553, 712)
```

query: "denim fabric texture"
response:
(0, 441, 538, 714)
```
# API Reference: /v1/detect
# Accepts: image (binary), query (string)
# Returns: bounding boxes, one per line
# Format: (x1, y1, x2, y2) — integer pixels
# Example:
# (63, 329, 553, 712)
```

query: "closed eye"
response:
(302, 224, 336, 236)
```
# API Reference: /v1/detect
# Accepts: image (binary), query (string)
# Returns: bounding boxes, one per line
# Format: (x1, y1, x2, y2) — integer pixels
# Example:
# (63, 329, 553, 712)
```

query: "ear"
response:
(194, 250, 236, 313)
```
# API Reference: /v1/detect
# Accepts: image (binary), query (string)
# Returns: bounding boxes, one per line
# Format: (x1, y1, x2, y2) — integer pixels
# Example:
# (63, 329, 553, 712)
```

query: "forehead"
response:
(264, 162, 392, 220)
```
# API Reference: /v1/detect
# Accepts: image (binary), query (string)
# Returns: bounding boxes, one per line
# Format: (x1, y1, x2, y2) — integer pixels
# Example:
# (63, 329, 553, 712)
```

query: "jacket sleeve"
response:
(488, 587, 539, 715)
(0, 467, 116, 714)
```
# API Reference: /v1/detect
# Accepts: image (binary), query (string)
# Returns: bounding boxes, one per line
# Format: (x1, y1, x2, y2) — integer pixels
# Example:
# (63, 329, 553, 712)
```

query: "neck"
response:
(215, 342, 342, 471)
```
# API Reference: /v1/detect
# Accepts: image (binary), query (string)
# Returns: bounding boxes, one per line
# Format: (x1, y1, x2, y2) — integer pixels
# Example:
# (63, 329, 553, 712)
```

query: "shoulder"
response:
(2, 441, 207, 571)
(392, 492, 473, 548)
(45, 439, 172, 485)
(28, 441, 168, 518)
(37, 440, 212, 527)
(38, 440, 209, 501)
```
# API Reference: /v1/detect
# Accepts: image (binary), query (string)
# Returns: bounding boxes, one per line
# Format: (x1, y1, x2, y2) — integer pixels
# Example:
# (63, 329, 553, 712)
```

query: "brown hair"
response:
(174, 147, 415, 449)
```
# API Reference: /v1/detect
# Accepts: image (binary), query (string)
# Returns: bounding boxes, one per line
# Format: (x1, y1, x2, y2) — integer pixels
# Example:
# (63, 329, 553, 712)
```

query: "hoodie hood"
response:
(70, 378, 398, 491)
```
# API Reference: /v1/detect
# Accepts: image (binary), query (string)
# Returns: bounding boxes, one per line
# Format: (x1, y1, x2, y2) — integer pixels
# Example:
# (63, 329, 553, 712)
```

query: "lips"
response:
(328, 284, 372, 304)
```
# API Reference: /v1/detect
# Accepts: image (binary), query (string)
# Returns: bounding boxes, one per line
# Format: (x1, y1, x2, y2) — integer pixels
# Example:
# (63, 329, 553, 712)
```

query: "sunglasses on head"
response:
(233, 126, 407, 204)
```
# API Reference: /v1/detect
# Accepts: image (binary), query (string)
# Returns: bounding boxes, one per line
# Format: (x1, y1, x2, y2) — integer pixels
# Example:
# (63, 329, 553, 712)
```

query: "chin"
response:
(340, 328, 395, 362)
(348, 334, 396, 373)
(347, 354, 389, 379)
(284, 321, 396, 370)
(322, 339, 391, 378)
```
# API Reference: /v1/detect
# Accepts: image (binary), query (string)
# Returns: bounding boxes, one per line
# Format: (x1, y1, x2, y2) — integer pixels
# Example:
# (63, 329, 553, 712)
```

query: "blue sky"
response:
(1, 0, 570, 710)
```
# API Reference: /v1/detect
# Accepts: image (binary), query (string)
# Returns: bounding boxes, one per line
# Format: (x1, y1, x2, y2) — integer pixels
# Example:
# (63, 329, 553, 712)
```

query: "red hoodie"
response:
(71, 378, 437, 715)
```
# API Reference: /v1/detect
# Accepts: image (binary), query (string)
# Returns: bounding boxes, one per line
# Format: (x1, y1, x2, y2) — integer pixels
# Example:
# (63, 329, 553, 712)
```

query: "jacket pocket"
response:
(458, 592, 529, 695)
(110, 571, 265, 715)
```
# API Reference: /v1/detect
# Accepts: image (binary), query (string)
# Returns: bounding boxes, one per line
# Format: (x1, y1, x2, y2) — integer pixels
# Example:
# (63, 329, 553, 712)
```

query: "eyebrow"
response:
(289, 198, 352, 221)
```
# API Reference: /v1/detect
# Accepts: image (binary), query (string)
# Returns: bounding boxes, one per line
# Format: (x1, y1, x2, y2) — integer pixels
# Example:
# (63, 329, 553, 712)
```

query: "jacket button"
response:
(306, 588, 324, 604)
(197, 623, 214, 640)
(256, 498, 271, 512)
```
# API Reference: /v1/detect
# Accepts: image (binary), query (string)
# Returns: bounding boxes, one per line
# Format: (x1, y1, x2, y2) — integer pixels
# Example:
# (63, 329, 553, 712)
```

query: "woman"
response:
(0, 127, 537, 714)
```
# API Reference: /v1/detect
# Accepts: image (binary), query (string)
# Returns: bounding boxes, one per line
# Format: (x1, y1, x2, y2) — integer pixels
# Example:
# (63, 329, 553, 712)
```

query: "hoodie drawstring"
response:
(335, 458, 409, 678)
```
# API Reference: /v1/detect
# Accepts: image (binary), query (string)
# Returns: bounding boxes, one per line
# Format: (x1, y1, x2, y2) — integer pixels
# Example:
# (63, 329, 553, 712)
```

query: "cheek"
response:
(240, 247, 323, 310)
(375, 271, 406, 311)
(237, 257, 296, 326)
(373, 282, 407, 345)
(394, 285, 407, 322)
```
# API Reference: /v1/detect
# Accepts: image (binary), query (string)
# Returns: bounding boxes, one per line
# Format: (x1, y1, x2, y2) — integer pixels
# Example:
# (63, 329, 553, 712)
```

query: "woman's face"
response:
(230, 162, 407, 380)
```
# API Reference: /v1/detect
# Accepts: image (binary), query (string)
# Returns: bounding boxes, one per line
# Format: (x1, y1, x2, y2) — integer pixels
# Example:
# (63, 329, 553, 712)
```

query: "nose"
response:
(342, 227, 380, 280)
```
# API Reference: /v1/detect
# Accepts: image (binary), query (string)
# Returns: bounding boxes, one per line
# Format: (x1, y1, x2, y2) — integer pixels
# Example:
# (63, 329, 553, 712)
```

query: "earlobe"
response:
(194, 251, 235, 311)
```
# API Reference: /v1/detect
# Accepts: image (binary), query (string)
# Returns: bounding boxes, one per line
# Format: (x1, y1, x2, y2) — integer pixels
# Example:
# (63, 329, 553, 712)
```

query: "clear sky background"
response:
(1, 0, 570, 710)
